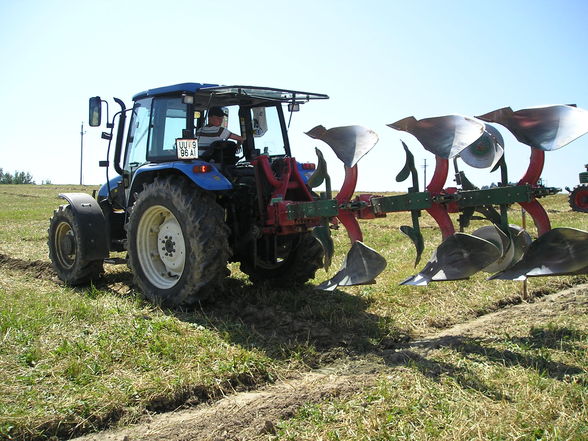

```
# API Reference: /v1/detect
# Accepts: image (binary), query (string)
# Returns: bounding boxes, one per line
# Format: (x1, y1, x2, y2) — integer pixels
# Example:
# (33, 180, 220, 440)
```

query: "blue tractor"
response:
(48, 83, 340, 306)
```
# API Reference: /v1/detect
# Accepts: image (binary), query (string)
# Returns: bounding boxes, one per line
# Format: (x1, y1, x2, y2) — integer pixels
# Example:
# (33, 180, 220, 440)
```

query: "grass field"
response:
(0, 184, 587, 440)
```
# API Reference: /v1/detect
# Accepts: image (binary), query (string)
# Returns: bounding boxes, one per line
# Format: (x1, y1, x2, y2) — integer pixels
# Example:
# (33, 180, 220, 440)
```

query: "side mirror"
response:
(251, 107, 268, 137)
(89, 96, 102, 127)
(182, 94, 194, 104)
(288, 102, 300, 112)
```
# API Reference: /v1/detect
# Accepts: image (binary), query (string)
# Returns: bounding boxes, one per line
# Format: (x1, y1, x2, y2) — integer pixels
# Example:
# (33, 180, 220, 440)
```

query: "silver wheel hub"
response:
(157, 218, 184, 272)
(136, 205, 186, 289)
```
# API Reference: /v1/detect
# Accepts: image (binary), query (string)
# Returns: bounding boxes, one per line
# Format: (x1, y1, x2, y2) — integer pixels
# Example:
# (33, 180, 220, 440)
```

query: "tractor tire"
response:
(127, 176, 230, 307)
(569, 185, 588, 213)
(48, 204, 104, 285)
(240, 232, 324, 287)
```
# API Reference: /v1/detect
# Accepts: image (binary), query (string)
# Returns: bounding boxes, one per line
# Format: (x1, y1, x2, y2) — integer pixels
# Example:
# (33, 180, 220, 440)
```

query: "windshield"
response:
(124, 98, 152, 172)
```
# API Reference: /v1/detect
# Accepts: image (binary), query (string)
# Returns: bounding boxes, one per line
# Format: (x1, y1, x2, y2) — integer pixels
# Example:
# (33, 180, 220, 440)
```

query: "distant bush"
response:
(0, 168, 35, 184)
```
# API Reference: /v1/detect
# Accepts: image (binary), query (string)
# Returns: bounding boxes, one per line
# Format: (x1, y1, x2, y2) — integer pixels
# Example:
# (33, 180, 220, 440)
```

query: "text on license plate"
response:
(176, 139, 198, 160)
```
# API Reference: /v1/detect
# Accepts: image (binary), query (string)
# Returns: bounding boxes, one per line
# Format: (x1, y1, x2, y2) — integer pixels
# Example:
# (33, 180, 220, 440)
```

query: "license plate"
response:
(176, 139, 198, 160)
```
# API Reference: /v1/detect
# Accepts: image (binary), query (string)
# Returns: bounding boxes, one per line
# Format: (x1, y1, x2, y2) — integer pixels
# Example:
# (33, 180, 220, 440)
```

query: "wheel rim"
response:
(54, 221, 76, 269)
(136, 205, 186, 289)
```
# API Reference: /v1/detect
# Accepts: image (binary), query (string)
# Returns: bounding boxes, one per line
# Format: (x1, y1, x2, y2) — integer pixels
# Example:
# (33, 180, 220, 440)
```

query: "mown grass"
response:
(0, 271, 282, 440)
(0, 184, 587, 440)
(0, 185, 88, 261)
(275, 311, 588, 440)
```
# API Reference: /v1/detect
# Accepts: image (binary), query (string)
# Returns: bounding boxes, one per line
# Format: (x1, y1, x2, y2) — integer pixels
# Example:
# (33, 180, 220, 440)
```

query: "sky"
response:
(1, 0, 587, 192)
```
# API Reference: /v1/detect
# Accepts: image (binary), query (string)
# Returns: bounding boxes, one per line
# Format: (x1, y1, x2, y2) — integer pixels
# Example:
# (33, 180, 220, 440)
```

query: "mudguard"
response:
(133, 161, 233, 191)
(58, 193, 109, 261)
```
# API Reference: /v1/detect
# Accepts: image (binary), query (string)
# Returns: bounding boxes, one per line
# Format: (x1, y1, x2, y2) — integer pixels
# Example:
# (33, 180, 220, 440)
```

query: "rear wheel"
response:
(240, 233, 324, 286)
(127, 177, 230, 307)
(569, 185, 588, 213)
(48, 205, 104, 284)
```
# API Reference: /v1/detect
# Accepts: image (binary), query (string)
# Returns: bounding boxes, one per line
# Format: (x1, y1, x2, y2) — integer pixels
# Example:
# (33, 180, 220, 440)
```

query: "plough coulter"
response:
(307, 104, 588, 290)
(48, 82, 588, 306)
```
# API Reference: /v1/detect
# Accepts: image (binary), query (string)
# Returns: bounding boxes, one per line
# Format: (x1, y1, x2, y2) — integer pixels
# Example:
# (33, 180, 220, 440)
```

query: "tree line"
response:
(0, 168, 36, 184)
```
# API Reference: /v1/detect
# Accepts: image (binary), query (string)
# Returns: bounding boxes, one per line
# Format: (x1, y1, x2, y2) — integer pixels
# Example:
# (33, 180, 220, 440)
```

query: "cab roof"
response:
(133, 83, 329, 107)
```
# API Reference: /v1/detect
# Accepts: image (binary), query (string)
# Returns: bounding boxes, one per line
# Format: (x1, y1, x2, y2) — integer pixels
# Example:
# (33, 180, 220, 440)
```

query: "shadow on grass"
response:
(385, 349, 512, 401)
(0, 253, 137, 298)
(382, 327, 586, 401)
(0, 253, 407, 364)
(173, 277, 411, 366)
(511, 325, 588, 353)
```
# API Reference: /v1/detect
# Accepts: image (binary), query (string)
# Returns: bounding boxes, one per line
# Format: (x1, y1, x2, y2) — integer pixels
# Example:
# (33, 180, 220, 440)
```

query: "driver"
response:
(196, 106, 244, 157)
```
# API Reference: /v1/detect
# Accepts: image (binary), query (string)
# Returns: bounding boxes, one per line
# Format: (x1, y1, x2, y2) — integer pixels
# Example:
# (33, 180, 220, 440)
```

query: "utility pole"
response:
(80, 122, 86, 185)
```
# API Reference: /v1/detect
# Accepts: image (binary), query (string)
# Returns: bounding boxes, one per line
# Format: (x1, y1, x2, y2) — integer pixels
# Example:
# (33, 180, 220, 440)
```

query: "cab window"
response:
(251, 105, 287, 156)
(148, 97, 187, 161)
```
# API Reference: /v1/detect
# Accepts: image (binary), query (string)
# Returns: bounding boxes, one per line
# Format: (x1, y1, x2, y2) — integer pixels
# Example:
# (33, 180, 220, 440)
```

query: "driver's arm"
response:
(229, 132, 245, 144)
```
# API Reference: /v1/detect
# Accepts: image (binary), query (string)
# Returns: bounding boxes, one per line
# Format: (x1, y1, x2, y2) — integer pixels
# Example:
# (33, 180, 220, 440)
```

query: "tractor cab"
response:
(126, 84, 328, 168)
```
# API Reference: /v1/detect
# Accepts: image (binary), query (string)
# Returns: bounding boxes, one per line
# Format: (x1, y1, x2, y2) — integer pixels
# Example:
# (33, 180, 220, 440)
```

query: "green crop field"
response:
(0, 185, 587, 440)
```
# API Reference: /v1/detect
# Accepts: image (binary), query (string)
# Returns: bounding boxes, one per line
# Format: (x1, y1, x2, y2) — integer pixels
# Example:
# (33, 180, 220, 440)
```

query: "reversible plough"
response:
(305, 104, 588, 290)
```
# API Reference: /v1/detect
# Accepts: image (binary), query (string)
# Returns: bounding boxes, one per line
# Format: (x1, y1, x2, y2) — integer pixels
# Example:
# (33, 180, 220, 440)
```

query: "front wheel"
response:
(48, 205, 104, 284)
(127, 177, 230, 307)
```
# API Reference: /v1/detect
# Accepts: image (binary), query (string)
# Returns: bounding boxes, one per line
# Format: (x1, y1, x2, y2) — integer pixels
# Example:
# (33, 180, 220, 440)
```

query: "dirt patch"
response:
(0, 253, 54, 279)
(0, 253, 135, 294)
(72, 372, 373, 441)
(70, 283, 588, 441)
